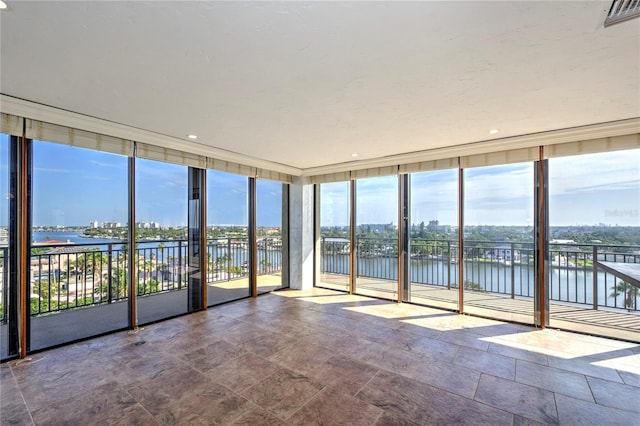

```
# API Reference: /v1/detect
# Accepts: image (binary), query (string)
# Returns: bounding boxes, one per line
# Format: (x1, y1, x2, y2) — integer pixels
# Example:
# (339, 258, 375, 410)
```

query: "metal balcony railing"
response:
(0, 237, 283, 319)
(320, 237, 640, 312)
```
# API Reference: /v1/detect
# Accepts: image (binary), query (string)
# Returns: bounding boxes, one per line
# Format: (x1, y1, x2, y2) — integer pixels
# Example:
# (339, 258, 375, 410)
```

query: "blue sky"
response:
(321, 150, 640, 227)
(1, 136, 639, 228)
(0, 137, 283, 227)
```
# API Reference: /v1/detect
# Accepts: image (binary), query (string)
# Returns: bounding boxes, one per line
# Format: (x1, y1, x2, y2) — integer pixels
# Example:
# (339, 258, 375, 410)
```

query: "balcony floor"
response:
(319, 274, 640, 343)
(2, 288, 639, 425)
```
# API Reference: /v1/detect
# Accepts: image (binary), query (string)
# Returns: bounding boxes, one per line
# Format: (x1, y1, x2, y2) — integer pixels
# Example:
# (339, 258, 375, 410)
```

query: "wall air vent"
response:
(605, 0, 640, 27)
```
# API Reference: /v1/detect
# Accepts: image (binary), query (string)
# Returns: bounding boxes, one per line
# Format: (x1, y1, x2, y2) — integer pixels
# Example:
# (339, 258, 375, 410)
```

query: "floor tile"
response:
(512, 414, 546, 426)
(356, 370, 512, 425)
(181, 339, 245, 373)
(617, 370, 640, 387)
(487, 342, 549, 366)
(453, 346, 516, 380)
(235, 332, 297, 358)
(267, 341, 335, 375)
(374, 411, 421, 426)
(100, 403, 160, 425)
(474, 374, 558, 424)
(307, 355, 379, 396)
(30, 381, 137, 425)
(555, 393, 639, 426)
(231, 407, 287, 425)
(586, 376, 640, 413)
(15, 361, 113, 412)
(0, 400, 33, 426)
(546, 355, 624, 383)
(437, 328, 491, 351)
(207, 353, 279, 392)
(128, 370, 234, 424)
(177, 394, 254, 425)
(400, 334, 460, 362)
(287, 386, 382, 426)
(515, 359, 594, 402)
(241, 368, 324, 420)
(6, 290, 640, 426)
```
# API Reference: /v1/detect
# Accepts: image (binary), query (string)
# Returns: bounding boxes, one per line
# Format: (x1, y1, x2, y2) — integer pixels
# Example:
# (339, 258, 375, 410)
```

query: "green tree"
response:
(610, 281, 638, 310)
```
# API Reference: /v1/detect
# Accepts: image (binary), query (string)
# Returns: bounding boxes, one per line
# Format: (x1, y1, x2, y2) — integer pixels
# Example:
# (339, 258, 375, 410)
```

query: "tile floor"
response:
(1, 288, 639, 425)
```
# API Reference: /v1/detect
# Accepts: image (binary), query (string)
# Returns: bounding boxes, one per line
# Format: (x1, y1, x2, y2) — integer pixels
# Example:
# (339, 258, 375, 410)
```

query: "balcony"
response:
(319, 237, 640, 342)
(0, 238, 283, 352)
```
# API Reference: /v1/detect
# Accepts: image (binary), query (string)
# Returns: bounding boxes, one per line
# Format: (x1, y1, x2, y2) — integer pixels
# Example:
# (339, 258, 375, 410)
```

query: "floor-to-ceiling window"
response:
(548, 149, 640, 341)
(317, 181, 351, 292)
(0, 134, 11, 359)
(409, 169, 459, 310)
(256, 180, 287, 293)
(355, 175, 398, 299)
(135, 158, 189, 324)
(206, 170, 250, 305)
(463, 162, 535, 324)
(30, 140, 129, 351)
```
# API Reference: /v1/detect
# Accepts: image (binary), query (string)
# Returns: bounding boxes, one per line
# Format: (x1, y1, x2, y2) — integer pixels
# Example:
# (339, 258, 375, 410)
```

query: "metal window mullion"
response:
(128, 152, 137, 329)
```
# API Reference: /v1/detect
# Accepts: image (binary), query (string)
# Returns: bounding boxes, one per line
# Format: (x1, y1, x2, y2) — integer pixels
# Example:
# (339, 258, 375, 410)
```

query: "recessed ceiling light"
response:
(187, 134, 197, 140)
(0, 1, 8, 10)
(351, 153, 358, 157)
(489, 129, 500, 134)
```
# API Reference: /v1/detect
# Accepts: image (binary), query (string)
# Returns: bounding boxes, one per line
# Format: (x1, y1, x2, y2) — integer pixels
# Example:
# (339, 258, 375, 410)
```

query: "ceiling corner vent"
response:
(604, 0, 640, 27)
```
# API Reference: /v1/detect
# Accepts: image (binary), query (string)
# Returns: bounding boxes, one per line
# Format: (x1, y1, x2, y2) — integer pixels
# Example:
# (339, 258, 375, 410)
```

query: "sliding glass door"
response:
(135, 158, 189, 324)
(355, 175, 398, 299)
(29, 140, 129, 351)
(463, 162, 535, 324)
(318, 181, 351, 292)
(206, 170, 250, 305)
(256, 180, 287, 293)
(408, 169, 459, 310)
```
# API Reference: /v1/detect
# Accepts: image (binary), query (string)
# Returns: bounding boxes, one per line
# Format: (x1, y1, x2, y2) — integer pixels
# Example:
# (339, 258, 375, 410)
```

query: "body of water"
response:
(33, 231, 122, 246)
(323, 254, 637, 309)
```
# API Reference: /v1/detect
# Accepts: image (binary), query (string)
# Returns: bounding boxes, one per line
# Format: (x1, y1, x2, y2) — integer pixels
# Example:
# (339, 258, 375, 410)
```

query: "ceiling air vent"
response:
(605, 0, 640, 26)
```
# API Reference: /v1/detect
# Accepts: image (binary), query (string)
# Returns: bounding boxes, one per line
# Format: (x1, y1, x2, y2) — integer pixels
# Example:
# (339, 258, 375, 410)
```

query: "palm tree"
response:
(610, 280, 638, 310)
(158, 241, 166, 265)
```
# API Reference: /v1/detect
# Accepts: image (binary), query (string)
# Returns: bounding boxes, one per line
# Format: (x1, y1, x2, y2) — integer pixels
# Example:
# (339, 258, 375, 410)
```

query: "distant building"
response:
(550, 239, 576, 245)
(102, 222, 121, 228)
(89, 221, 99, 228)
(426, 220, 451, 233)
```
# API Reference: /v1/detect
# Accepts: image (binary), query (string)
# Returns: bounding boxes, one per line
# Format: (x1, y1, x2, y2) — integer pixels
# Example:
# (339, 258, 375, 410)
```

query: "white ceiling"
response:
(1, 1, 639, 174)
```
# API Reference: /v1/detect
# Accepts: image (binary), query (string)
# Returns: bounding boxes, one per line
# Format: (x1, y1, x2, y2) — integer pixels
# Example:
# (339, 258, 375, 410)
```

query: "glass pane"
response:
(0, 134, 10, 359)
(30, 141, 129, 351)
(548, 149, 640, 341)
(256, 180, 286, 294)
(135, 158, 188, 324)
(206, 170, 249, 305)
(463, 163, 534, 324)
(409, 170, 459, 310)
(318, 181, 350, 292)
(355, 175, 398, 299)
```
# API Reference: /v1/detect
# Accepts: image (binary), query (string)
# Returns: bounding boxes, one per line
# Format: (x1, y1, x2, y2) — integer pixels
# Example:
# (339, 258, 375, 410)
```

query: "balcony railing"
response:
(0, 237, 282, 319)
(320, 237, 640, 312)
